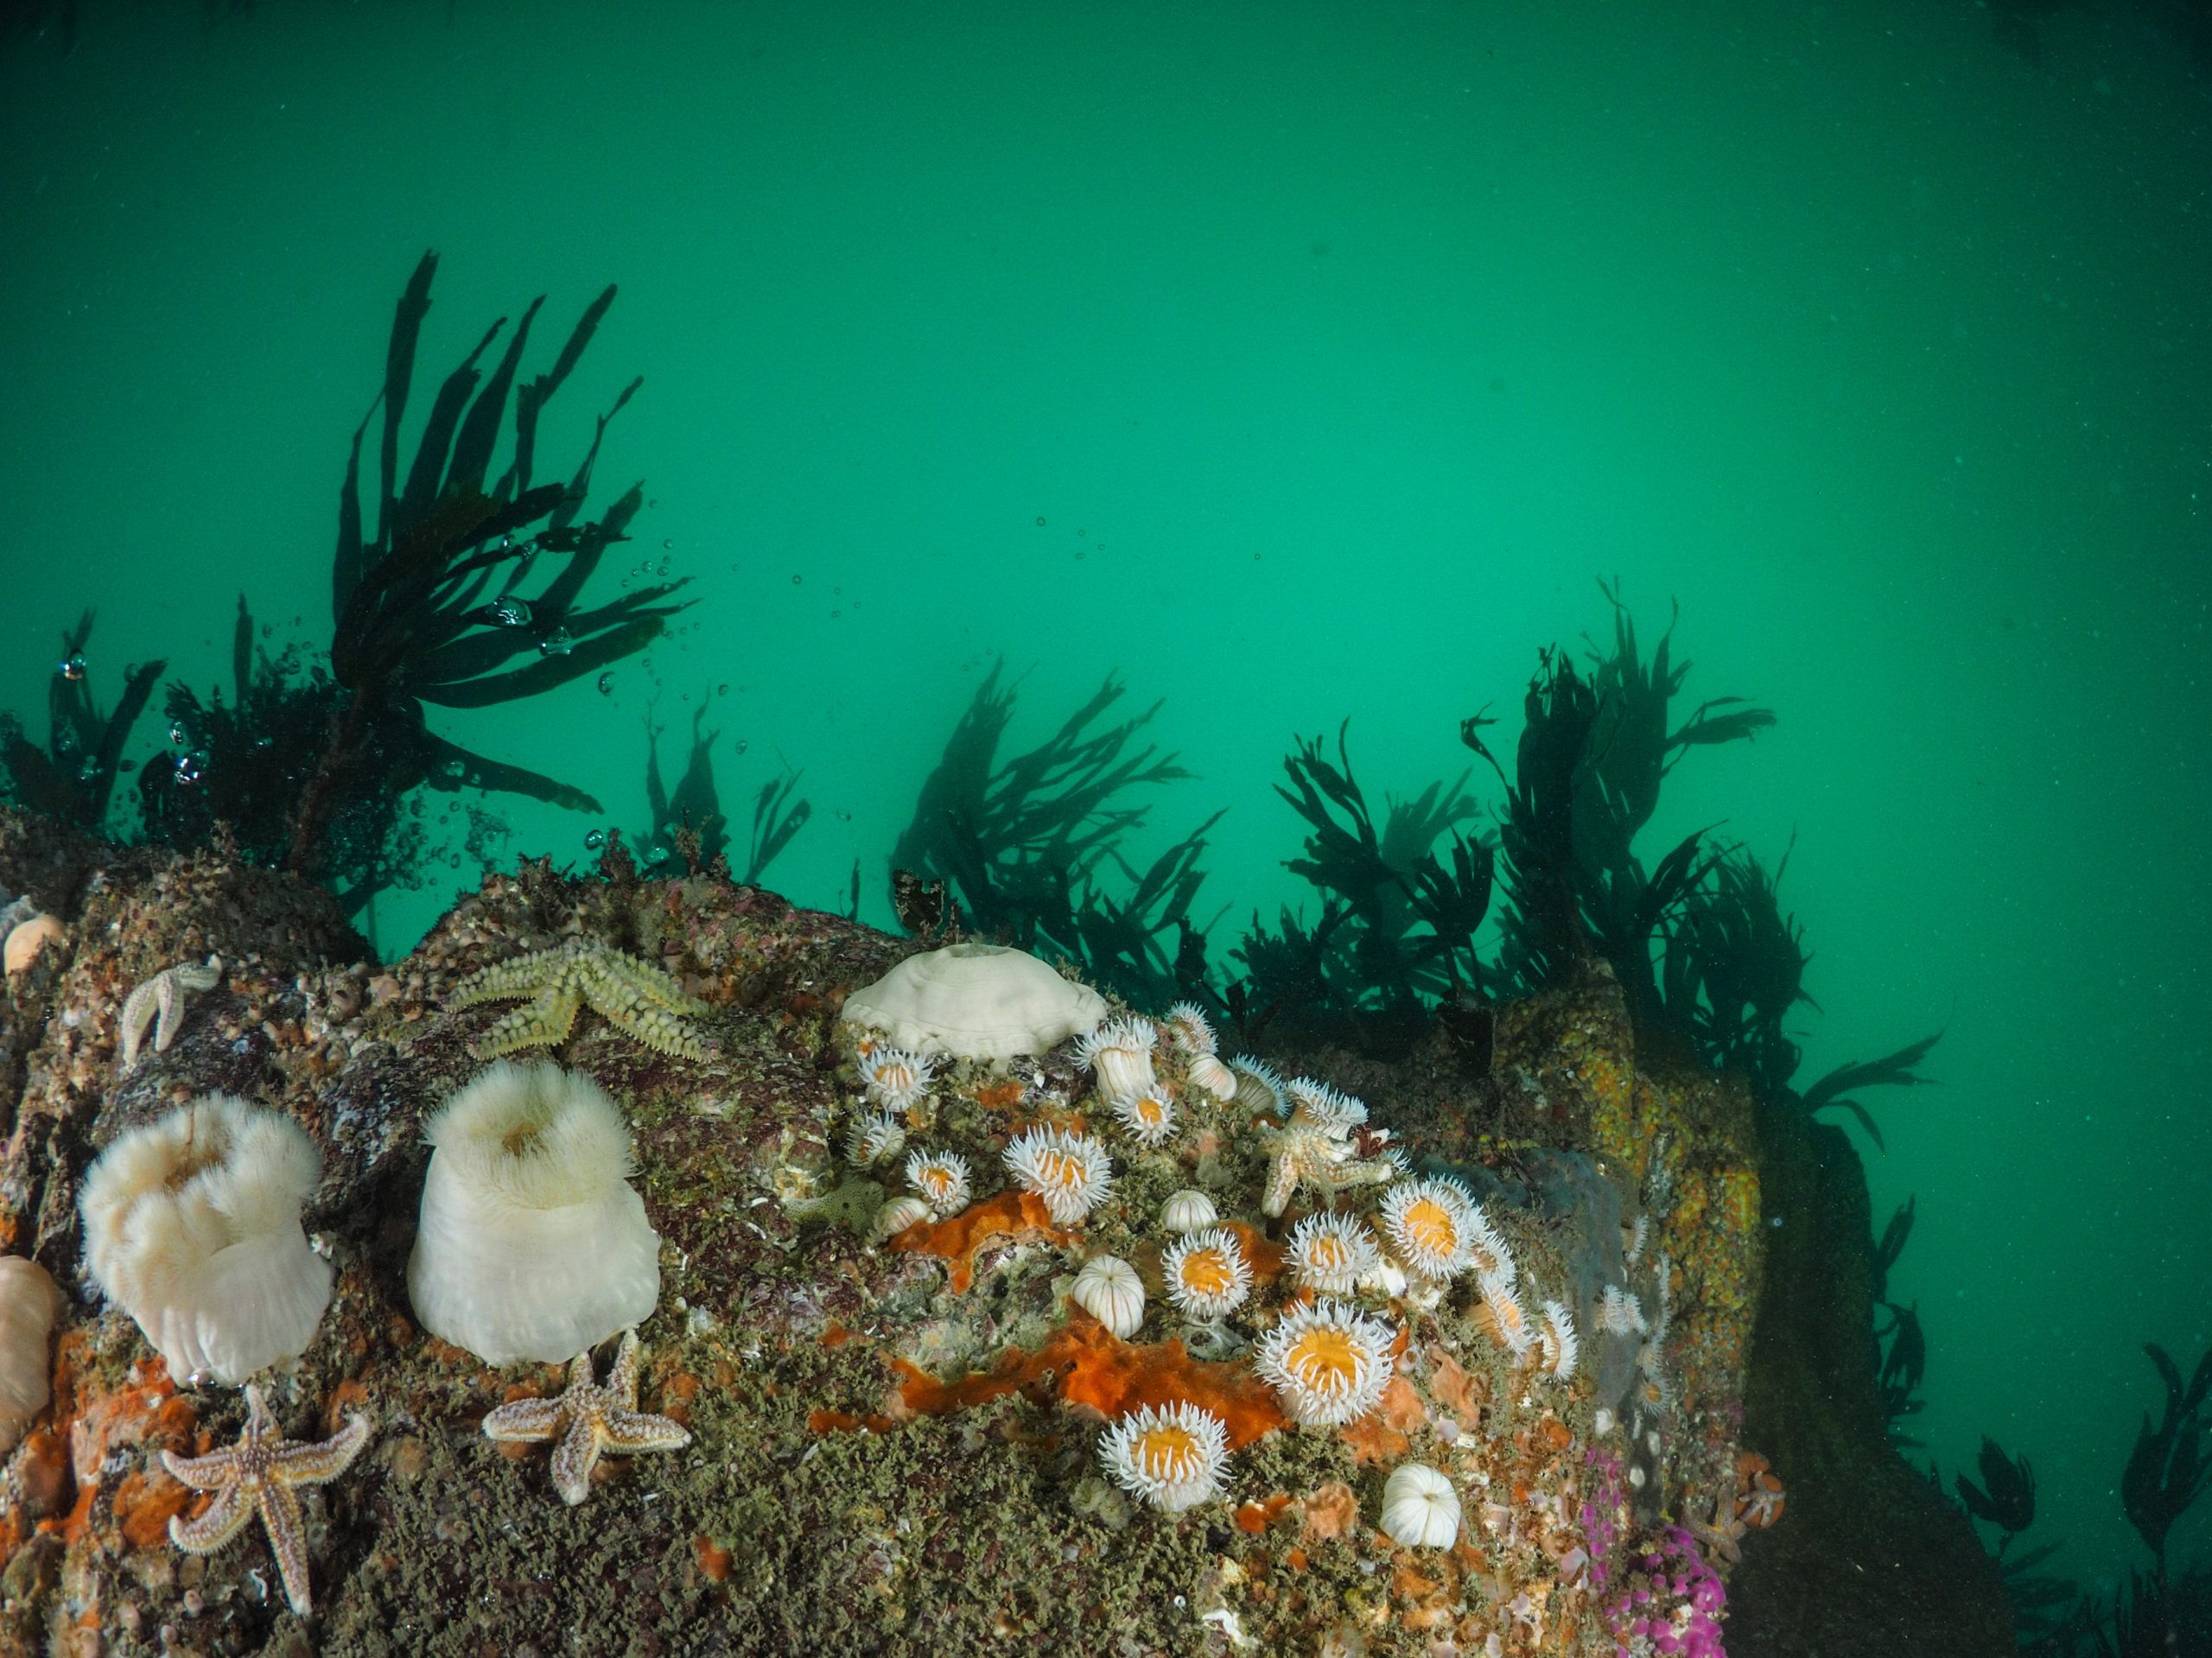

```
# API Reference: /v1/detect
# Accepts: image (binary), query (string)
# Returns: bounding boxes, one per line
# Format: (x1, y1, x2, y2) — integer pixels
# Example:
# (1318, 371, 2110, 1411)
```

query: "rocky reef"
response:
(0, 807, 2002, 1656)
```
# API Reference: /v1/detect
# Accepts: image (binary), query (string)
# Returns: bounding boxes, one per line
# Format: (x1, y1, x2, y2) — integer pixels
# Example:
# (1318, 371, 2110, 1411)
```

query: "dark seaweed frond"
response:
(2121, 1343, 2212, 1572)
(1660, 845, 1815, 1101)
(637, 700, 728, 873)
(1872, 1194, 1916, 1303)
(1795, 1027, 1944, 1152)
(742, 767, 811, 886)
(892, 662, 1207, 1003)
(1956, 1435, 2037, 1537)
(0, 613, 164, 835)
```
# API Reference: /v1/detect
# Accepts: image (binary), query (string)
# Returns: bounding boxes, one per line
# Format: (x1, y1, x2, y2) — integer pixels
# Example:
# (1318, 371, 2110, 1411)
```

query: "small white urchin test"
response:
(1098, 1400, 1230, 1513)
(1381, 1463, 1462, 1548)
(1071, 1254, 1145, 1337)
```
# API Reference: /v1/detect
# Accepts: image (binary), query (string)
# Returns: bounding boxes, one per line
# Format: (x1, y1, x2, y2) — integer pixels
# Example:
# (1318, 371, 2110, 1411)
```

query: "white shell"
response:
(1160, 1190, 1219, 1232)
(842, 943, 1106, 1061)
(1071, 1255, 1145, 1337)
(1381, 1463, 1462, 1548)
(869, 1196, 935, 1243)
(407, 1063, 660, 1367)
(0, 1256, 61, 1452)
(79, 1093, 334, 1385)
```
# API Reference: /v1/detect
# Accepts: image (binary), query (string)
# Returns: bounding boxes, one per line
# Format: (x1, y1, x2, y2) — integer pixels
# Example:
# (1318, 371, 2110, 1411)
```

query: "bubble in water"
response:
(584, 829, 607, 851)
(734, 738, 749, 755)
(663, 537, 675, 550)
(486, 596, 533, 628)
(438, 757, 466, 780)
(791, 574, 803, 585)
(59, 652, 86, 683)
(597, 671, 615, 696)
(168, 722, 189, 747)
(537, 628, 575, 658)
(717, 683, 729, 696)
(1036, 516, 1046, 527)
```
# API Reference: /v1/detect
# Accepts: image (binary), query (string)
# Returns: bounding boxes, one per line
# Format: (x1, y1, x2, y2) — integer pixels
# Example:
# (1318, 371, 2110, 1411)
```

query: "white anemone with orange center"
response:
(1075, 1016, 1158, 1101)
(903, 1149, 972, 1217)
(1160, 1226, 1253, 1320)
(1478, 1274, 1535, 1357)
(860, 1045, 938, 1115)
(1001, 1126, 1114, 1224)
(1286, 1211, 1381, 1297)
(1378, 1176, 1482, 1282)
(1098, 1400, 1230, 1513)
(1537, 1299, 1579, 1382)
(1254, 1297, 1395, 1426)
(1109, 1085, 1179, 1148)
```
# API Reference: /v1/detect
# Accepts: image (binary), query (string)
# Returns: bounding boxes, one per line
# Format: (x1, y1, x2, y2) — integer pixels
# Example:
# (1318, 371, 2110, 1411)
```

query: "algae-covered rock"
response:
(0, 808, 1999, 1656)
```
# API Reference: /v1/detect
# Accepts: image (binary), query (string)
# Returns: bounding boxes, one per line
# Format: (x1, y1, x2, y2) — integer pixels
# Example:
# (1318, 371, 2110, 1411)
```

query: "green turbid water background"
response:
(3, 0, 2208, 1625)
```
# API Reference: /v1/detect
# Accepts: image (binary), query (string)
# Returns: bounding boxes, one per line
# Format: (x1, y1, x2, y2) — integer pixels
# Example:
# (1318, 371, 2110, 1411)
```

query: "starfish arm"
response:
(168, 1482, 254, 1553)
(152, 975, 191, 1053)
(601, 1409, 691, 1455)
(480, 1397, 568, 1443)
(550, 1415, 604, 1505)
(161, 1445, 244, 1492)
(447, 947, 563, 1009)
(272, 1413, 373, 1484)
(604, 1331, 641, 1404)
(470, 987, 582, 1058)
(119, 980, 158, 1070)
(579, 974, 714, 1060)
(259, 1479, 318, 1616)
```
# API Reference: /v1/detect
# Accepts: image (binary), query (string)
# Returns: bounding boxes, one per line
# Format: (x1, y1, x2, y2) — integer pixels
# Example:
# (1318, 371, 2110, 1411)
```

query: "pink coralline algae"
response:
(1616, 1525, 1728, 1657)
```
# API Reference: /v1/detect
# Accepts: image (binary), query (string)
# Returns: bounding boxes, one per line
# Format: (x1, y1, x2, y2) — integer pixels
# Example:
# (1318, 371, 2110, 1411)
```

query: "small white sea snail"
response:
(1381, 1462, 1463, 1548)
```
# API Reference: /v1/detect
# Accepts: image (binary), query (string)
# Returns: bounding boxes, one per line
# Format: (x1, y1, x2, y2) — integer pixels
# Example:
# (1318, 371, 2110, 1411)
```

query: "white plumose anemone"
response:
(1381, 1463, 1463, 1548)
(1160, 1190, 1219, 1233)
(1286, 1211, 1382, 1296)
(1098, 1401, 1230, 1513)
(859, 1046, 938, 1114)
(79, 1093, 334, 1384)
(1284, 1077, 1367, 1131)
(904, 1150, 972, 1217)
(1378, 1176, 1483, 1282)
(1071, 1255, 1146, 1337)
(1598, 1285, 1649, 1337)
(1478, 1274, 1535, 1358)
(1254, 1298, 1395, 1426)
(1075, 1016, 1158, 1101)
(844, 1108, 906, 1167)
(407, 1061, 661, 1367)
(1466, 1205, 1515, 1286)
(1163, 1002, 1237, 1102)
(1161, 1227, 1252, 1320)
(1109, 1085, 1178, 1148)
(0, 1256, 61, 1452)
(842, 942, 1106, 1061)
(1538, 1299, 1580, 1382)
(1001, 1127, 1114, 1224)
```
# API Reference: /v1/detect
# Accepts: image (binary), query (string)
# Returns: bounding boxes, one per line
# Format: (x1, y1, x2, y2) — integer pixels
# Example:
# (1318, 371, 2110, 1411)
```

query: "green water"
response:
(3, 0, 2207, 1617)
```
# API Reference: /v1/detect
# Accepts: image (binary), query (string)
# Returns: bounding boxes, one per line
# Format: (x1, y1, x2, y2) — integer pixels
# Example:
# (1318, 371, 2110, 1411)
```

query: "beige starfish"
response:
(448, 941, 716, 1061)
(1259, 1121, 1398, 1217)
(119, 954, 224, 1070)
(481, 1329, 691, 1505)
(161, 1384, 373, 1617)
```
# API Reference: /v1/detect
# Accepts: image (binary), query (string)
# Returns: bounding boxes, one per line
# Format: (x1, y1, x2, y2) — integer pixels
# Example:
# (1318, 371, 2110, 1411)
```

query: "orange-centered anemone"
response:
(1287, 1211, 1380, 1296)
(1255, 1298, 1395, 1426)
(1380, 1176, 1480, 1280)
(1002, 1126, 1114, 1224)
(1162, 1227, 1253, 1320)
(1099, 1400, 1230, 1513)
(1110, 1088, 1178, 1149)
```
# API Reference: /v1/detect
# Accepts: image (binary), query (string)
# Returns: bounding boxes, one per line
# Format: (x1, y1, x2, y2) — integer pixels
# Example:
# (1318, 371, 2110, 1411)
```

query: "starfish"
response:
(119, 954, 224, 1070)
(161, 1384, 373, 1617)
(1258, 1121, 1397, 1217)
(481, 1329, 691, 1505)
(1686, 1493, 1748, 1564)
(447, 940, 716, 1061)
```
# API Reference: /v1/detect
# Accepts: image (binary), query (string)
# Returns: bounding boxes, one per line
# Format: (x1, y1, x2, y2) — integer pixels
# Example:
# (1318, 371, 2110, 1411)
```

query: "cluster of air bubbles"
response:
(172, 751, 207, 787)
(438, 758, 466, 782)
(58, 652, 86, 683)
(537, 628, 575, 658)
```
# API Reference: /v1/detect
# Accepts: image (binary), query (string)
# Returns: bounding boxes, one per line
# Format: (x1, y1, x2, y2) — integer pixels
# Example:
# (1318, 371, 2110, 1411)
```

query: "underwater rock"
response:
(0, 806, 2005, 1655)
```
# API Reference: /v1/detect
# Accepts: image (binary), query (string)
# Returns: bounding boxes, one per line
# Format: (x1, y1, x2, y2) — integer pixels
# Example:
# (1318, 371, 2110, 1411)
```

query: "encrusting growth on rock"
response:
(480, 1329, 692, 1506)
(118, 954, 223, 1070)
(161, 1384, 374, 1618)
(448, 940, 717, 1060)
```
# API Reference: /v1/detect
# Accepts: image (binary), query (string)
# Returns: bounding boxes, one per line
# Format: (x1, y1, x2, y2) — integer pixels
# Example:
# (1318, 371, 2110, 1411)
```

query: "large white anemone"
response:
(79, 1094, 333, 1384)
(407, 1061, 661, 1366)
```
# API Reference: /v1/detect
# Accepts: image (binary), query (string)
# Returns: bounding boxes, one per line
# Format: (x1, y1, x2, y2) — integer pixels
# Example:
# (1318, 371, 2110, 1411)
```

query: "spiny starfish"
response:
(119, 954, 224, 1070)
(447, 941, 716, 1061)
(481, 1329, 691, 1505)
(161, 1384, 373, 1617)
(1259, 1121, 1397, 1218)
